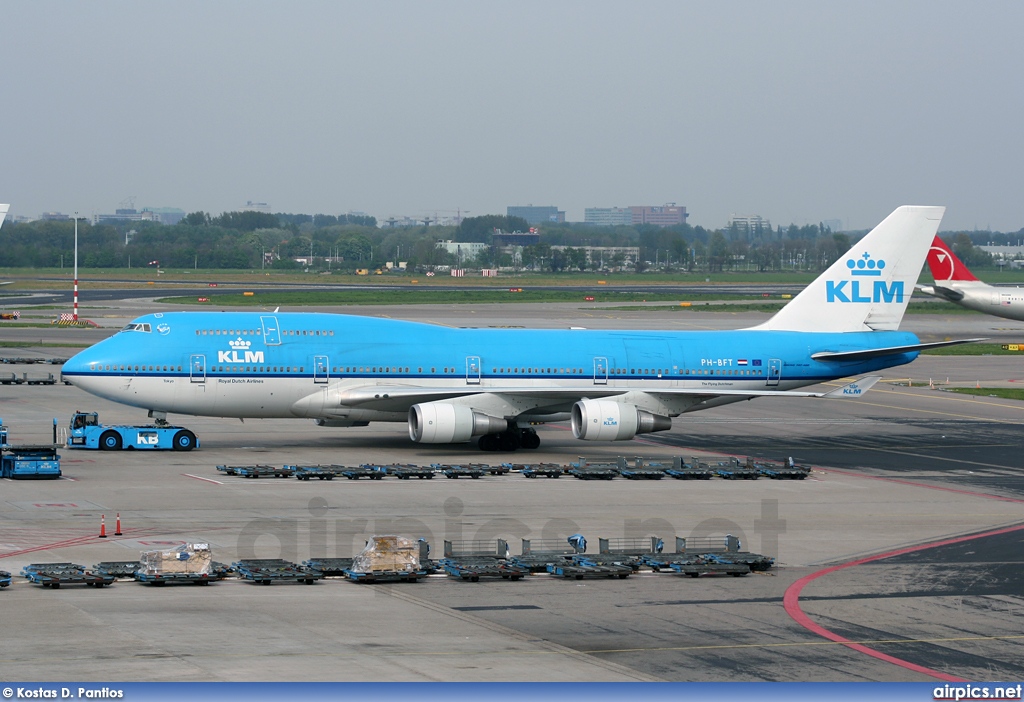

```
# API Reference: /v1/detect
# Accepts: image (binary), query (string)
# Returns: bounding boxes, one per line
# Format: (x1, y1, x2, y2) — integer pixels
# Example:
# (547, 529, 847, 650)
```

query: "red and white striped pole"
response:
(73, 212, 79, 322)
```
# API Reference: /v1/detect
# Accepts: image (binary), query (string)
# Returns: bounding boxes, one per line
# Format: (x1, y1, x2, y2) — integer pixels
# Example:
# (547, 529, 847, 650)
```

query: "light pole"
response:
(73, 211, 80, 322)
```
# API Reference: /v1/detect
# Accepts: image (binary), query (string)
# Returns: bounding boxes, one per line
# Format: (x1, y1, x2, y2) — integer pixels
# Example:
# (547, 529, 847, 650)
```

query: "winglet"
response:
(0, 204, 9, 231)
(926, 235, 979, 282)
(821, 376, 880, 398)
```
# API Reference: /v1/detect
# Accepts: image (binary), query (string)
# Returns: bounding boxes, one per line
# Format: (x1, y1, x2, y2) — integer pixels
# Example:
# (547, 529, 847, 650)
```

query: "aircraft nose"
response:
(61, 345, 105, 385)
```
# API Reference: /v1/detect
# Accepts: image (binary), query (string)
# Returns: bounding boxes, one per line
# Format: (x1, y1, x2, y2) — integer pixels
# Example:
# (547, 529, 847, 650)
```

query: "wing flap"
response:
(337, 377, 882, 409)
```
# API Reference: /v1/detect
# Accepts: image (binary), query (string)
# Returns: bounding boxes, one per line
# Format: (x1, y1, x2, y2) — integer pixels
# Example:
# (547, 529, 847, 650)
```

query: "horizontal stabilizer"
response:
(811, 338, 986, 362)
(916, 283, 964, 302)
(820, 376, 879, 398)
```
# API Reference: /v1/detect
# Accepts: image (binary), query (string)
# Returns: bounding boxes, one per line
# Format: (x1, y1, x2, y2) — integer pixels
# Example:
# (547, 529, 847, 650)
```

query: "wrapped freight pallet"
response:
(351, 535, 420, 573)
(138, 543, 213, 576)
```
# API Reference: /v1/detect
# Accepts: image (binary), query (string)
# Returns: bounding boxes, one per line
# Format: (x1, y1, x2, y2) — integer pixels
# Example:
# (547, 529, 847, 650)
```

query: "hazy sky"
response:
(3, 2, 1022, 231)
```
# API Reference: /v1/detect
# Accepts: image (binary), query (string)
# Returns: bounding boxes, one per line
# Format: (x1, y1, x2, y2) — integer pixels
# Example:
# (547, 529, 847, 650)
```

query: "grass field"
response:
(946, 387, 1024, 400)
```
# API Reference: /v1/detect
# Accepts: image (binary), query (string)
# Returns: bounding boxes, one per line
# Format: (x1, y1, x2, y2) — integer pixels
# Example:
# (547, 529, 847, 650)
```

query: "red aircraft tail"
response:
(926, 236, 978, 282)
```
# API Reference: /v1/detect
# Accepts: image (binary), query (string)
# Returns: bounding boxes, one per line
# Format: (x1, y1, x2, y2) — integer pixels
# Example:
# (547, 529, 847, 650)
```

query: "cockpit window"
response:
(119, 323, 152, 333)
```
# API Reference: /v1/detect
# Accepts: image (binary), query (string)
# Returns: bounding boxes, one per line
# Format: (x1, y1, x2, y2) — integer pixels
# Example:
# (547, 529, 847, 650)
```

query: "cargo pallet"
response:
(22, 563, 115, 588)
(216, 464, 283, 477)
(237, 465, 295, 479)
(570, 457, 621, 480)
(380, 464, 434, 479)
(641, 536, 773, 575)
(594, 537, 667, 571)
(486, 464, 511, 475)
(619, 466, 666, 480)
(337, 466, 384, 480)
(435, 464, 486, 479)
(302, 557, 354, 576)
(135, 571, 222, 586)
(664, 456, 714, 480)
(0, 570, 10, 588)
(93, 561, 142, 579)
(439, 539, 527, 582)
(755, 459, 811, 480)
(547, 557, 632, 580)
(510, 538, 585, 572)
(0, 372, 58, 385)
(515, 463, 565, 478)
(288, 464, 348, 481)
(233, 559, 322, 584)
(342, 568, 426, 583)
(713, 459, 761, 480)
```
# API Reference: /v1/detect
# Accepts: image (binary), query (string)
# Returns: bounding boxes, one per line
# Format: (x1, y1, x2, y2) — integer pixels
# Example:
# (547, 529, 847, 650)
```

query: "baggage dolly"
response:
(22, 563, 115, 589)
(289, 464, 348, 481)
(517, 462, 565, 478)
(233, 559, 323, 584)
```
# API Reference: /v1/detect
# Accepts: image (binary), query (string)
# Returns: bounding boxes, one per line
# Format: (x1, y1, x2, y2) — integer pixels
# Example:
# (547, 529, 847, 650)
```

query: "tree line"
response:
(0, 211, 1018, 273)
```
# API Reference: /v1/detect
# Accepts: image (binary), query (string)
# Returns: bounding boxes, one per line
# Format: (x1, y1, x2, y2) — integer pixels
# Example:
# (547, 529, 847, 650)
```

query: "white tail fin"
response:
(752, 205, 945, 332)
(0, 204, 8, 230)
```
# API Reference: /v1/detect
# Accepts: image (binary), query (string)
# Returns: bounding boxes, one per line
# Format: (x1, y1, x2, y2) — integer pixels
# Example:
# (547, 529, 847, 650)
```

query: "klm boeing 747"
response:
(61, 205, 978, 451)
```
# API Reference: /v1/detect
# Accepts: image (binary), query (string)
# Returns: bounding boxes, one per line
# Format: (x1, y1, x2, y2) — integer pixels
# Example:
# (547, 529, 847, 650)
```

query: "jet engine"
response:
(571, 399, 671, 441)
(408, 403, 508, 443)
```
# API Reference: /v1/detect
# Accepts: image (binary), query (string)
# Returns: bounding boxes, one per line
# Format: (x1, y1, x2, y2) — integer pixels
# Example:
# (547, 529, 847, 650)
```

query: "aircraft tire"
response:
(520, 428, 540, 450)
(99, 430, 122, 451)
(498, 430, 521, 452)
(478, 434, 500, 451)
(172, 430, 197, 451)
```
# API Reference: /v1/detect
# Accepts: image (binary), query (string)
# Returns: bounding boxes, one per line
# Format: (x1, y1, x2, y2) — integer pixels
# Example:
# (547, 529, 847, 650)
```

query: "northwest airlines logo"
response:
(826, 252, 904, 304)
(218, 337, 265, 363)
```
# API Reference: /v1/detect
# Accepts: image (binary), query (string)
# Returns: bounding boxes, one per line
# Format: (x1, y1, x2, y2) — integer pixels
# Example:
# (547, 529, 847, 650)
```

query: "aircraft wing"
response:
(811, 338, 986, 362)
(334, 376, 880, 410)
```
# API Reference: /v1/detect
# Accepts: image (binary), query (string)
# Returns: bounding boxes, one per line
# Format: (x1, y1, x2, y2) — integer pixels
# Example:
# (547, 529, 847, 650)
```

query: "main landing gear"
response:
(478, 427, 540, 452)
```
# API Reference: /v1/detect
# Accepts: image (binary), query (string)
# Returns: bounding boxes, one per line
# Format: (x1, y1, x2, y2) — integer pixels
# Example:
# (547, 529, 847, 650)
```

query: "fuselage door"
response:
(261, 316, 282, 345)
(766, 358, 782, 387)
(466, 356, 481, 385)
(593, 356, 609, 385)
(313, 355, 329, 384)
(190, 354, 206, 384)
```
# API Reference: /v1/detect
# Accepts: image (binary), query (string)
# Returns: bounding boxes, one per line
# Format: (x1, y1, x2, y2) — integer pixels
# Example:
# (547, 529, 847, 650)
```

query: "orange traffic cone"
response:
(114, 513, 123, 537)
(98, 514, 107, 538)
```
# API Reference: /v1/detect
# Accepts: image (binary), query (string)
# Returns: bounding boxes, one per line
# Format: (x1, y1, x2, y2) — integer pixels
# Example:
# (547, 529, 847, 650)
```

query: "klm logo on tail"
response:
(826, 252, 904, 304)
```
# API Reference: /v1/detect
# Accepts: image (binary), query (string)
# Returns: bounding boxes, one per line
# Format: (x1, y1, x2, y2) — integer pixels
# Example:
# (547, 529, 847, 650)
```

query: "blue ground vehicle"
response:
(66, 411, 199, 451)
(0, 417, 62, 478)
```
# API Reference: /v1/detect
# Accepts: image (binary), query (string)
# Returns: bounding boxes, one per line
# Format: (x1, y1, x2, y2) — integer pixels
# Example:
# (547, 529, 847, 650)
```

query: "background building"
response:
(435, 240, 489, 263)
(630, 204, 687, 227)
(585, 203, 688, 227)
(584, 207, 633, 226)
(507, 205, 565, 225)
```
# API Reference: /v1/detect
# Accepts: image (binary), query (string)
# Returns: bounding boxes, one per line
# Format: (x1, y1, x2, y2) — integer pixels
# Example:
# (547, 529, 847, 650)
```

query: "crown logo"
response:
(846, 251, 885, 277)
(229, 337, 251, 349)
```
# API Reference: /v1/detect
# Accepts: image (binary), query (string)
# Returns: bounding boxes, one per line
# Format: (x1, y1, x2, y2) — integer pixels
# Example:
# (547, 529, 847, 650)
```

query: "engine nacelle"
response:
(571, 400, 671, 441)
(408, 403, 508, 443)
(313, 419, 370, 428)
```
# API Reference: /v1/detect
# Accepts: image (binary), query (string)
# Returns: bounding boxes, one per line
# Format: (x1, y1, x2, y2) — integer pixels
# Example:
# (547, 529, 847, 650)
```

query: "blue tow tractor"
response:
(66, 411, 199, 451)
